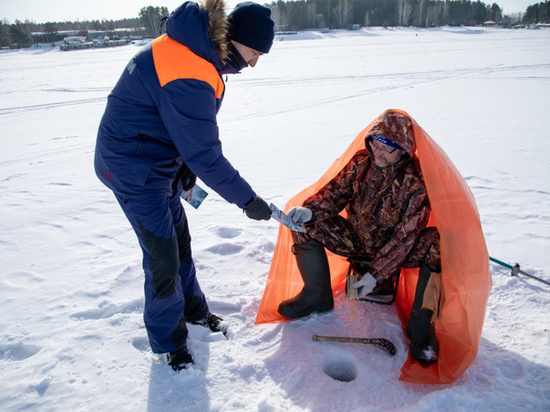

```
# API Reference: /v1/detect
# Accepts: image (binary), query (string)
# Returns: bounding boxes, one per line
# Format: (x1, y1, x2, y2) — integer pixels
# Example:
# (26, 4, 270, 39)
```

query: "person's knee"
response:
(140, 222, 180, 299)
(175, 218, 193, 264)
(425, 240, 441, 273)
(291, 229, 310, 246)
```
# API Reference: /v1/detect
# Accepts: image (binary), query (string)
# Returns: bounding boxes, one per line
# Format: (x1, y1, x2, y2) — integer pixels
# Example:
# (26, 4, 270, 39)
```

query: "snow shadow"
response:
(465, 338, 550, 410)
(262, 296, 550, 411)
(146, 345, 211, 412)
(145, 324, 224, 411)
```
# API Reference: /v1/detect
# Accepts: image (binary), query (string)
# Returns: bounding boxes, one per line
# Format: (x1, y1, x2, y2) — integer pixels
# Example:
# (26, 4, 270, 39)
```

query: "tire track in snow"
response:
(0, 96, 107, 115)
(3, 63, 545, 118)
(0, 135, 88, 171)
(233, 63, 550, 90)
(227, 66, 495, 122)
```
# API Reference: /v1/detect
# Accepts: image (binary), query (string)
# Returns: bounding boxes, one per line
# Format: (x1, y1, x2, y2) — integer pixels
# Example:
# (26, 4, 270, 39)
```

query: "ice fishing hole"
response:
(322, 353, 357, 382)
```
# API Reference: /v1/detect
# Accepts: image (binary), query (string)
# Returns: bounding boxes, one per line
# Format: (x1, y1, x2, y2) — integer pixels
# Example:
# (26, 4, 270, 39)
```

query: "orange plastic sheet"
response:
(255, 109, 492, 384)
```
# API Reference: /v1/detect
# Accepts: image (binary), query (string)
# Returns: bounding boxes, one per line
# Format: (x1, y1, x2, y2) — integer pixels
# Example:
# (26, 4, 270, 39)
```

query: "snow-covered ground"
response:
(1, 26, 549, 411)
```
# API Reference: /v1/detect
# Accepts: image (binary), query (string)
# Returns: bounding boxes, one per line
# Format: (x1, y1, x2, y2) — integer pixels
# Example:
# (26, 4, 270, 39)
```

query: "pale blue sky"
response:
(0, 0, 535, 24)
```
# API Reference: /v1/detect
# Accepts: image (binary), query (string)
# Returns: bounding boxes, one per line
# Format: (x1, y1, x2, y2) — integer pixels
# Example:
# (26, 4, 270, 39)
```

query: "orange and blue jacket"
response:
(94, 1, 255, 208)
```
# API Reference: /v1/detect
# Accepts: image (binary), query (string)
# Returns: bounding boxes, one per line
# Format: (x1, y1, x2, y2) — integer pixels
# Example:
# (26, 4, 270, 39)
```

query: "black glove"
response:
(244, 196, 271, 221)
(181, 170, 196, 191)
(173, 162, 196, 192)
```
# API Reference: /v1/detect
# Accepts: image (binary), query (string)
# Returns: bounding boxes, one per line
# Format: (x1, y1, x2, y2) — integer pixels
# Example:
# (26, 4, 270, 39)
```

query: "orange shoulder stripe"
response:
(152, 35, 224, 99)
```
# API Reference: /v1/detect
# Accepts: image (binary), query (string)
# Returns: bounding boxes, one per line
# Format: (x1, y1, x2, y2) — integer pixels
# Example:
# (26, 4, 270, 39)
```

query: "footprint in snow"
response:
(132, 337, 150, 353)
(28, 377, 52, 396)
(70, 298, 143, 320)
(0, 343, 41, 361)
(216, 227, 242, 239)
(204, 243, 243, 255)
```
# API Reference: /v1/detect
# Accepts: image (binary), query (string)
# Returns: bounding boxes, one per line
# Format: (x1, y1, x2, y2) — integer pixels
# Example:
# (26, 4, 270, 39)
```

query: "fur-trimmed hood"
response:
(166, 0, 229, 70)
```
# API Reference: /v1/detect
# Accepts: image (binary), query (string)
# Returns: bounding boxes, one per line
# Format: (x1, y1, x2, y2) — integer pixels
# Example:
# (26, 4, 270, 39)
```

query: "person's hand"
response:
(287, 207, 313, 225)
(352, 273, 377, 297)
(181, 170, 196, 191)
(244, 196, 271, 221)
(177, 162, 196, 191)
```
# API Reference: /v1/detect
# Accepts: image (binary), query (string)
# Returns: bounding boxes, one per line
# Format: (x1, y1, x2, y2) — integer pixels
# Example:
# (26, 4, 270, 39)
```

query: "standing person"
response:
(277, 110, 442, 364)
(94, 0, 274, 371)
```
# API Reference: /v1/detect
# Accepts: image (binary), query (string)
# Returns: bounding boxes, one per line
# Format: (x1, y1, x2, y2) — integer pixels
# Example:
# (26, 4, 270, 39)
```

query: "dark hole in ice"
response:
(323, 357, 357, 382)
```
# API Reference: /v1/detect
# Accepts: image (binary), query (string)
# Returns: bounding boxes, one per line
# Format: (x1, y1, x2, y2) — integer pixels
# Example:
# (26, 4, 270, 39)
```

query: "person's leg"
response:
(169, 194, 209, 322)
(114, 193, 189, 354)
(277, 237, 333, 318)
(169, 193, 227, 335)
(297, 215, 367, 258)
(403, 228, 441, 363)
(278, 216, 367, 319)
(303, 215, 399, 297)
(406, 262, 439, 363)
(402, 227, 441, 272)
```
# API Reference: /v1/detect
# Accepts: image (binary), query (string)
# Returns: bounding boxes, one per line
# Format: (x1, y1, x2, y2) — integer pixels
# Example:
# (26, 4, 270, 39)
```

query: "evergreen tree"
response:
(0, 20, 9, 47)
(139, 6, 169, 38)
(524, 1, 550, 23)
(9, 20, 31, 47)
(43, 22, 58, 43)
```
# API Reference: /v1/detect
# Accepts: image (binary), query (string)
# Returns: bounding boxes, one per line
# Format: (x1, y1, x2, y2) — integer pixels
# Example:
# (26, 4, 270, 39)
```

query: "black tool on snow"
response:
(312, 334, 397, 356)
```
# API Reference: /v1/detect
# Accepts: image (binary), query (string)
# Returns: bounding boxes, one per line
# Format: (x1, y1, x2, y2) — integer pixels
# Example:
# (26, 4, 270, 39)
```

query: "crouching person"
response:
(277, 110, 443, 364)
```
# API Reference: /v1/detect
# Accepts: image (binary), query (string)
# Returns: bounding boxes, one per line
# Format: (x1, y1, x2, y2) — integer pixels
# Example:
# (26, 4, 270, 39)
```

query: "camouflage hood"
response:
(366, 109, 416, 157)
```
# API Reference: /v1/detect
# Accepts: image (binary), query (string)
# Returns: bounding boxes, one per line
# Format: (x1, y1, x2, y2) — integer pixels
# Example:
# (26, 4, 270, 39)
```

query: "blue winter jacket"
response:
(94, 2, 255, 209)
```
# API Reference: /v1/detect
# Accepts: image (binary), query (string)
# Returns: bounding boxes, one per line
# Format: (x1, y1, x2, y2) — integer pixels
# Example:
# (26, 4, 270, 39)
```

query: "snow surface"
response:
(1, 27, 549, 411)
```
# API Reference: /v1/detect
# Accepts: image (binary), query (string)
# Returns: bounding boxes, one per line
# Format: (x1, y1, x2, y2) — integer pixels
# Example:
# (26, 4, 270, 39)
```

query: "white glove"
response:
(352, 273, 377, 297)
(287, 207, 313, 225)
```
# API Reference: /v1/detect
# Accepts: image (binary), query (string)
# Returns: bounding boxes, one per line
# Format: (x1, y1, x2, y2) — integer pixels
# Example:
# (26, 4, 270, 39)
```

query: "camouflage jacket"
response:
(303, 149, 434, 280)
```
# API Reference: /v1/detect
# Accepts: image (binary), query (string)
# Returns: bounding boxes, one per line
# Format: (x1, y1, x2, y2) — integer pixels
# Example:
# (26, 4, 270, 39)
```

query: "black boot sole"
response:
(277, 300, 334, 319)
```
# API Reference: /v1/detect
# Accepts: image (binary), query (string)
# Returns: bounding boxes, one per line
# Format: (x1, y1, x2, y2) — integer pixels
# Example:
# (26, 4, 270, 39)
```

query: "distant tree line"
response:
(0, 1, 548, 49)
(0, 6, 168, 49)
(523, 0, 550, 23)
(267, 0, 548, 30)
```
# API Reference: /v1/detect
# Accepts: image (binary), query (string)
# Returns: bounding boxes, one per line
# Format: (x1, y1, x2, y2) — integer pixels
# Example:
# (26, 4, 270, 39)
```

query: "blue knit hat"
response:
(228, 2, 275, 53)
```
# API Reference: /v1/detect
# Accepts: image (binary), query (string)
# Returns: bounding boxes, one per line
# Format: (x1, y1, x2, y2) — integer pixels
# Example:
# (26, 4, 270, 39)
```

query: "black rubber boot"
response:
(406, 263, 439, 364)
(277, 239, 333, 319)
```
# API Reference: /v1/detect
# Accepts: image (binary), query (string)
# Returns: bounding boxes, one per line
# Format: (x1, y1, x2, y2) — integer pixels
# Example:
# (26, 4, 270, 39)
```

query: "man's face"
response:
(369, 139, 405, 168)
(231, 40, 265, 68)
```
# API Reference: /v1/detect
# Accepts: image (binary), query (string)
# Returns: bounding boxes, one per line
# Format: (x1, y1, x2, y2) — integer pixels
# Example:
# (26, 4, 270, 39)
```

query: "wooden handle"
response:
(313, 335, 357, 343)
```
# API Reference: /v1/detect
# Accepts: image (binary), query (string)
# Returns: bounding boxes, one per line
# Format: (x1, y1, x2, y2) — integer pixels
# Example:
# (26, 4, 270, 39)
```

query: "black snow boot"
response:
(191, 312, 228, 336)
(406, 263, 439, 364)
(277, 239, 333, 319)
(167, 345, 194, 371)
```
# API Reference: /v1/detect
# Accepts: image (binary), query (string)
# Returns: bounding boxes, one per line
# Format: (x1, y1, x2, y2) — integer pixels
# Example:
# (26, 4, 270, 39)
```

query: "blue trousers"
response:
(115, 191, 209, 354)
